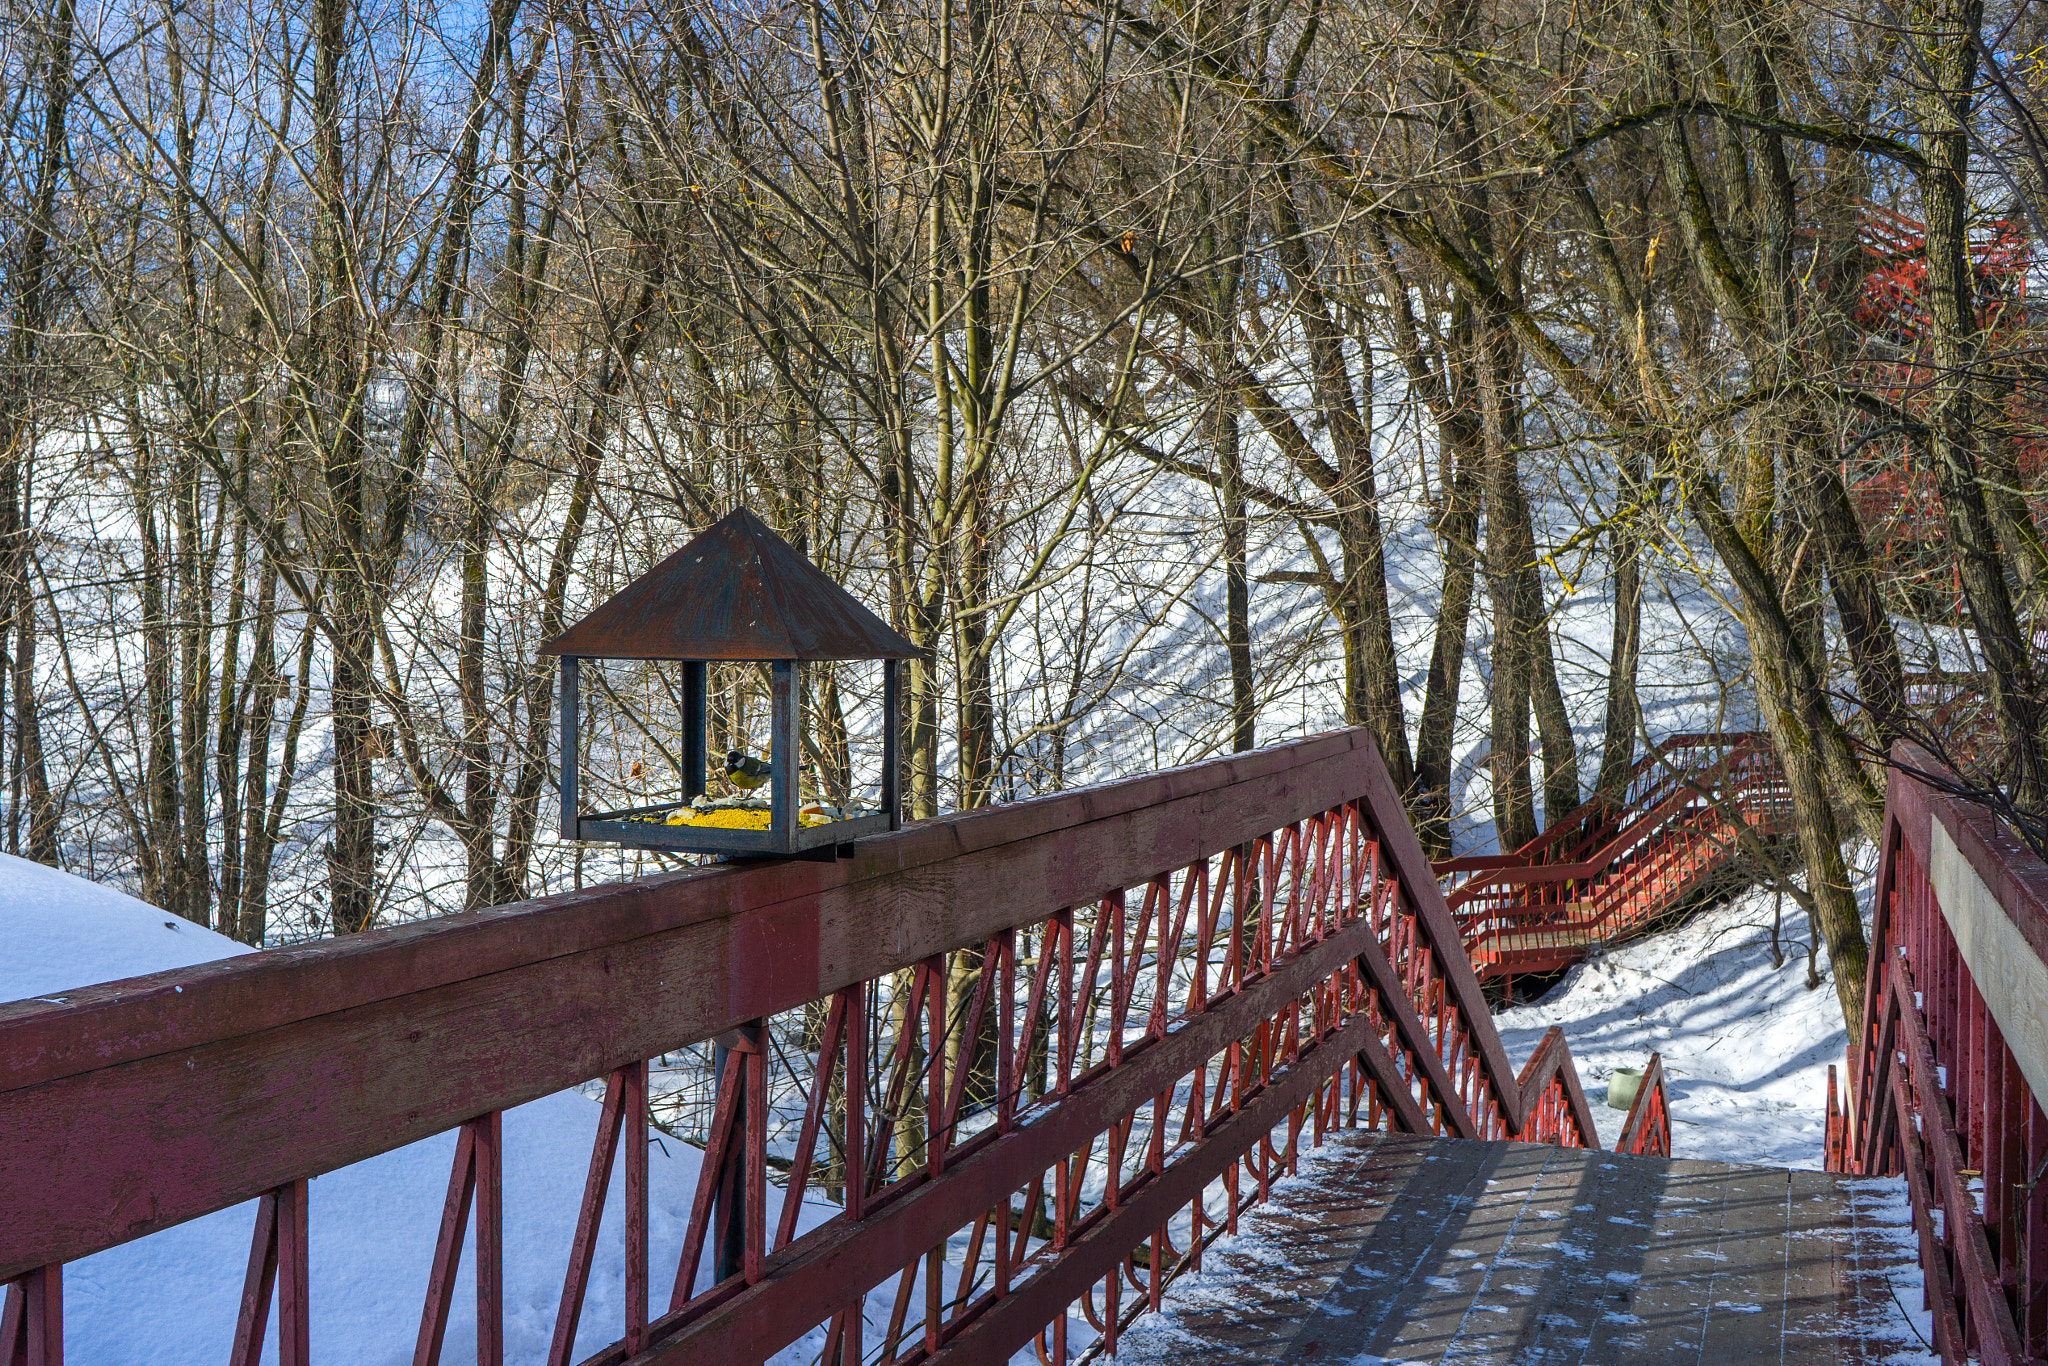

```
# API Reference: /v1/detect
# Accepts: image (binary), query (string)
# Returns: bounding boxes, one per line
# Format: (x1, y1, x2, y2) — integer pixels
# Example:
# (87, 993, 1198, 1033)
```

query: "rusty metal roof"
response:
(541, 508, 918, 661)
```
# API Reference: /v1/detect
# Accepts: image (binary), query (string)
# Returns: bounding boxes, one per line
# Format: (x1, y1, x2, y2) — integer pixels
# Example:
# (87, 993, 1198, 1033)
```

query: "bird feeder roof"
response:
(541, 508, 918, 661)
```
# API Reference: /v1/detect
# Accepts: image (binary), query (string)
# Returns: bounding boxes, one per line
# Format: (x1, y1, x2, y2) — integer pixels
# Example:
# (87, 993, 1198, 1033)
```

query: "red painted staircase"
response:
(1434, 734, 1792, 984)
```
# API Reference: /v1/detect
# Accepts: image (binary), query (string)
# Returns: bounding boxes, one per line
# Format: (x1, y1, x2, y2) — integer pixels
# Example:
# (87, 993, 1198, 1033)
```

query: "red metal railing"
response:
(1435, 734, 1791, 981)
(0, 729, 1634, 1366)
(1614, 1053, 1669, 1159)
(1832, 742, 2045, 1364)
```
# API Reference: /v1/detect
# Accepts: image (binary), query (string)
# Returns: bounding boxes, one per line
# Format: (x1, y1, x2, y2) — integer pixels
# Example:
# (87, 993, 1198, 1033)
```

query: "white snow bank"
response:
(1495, 883, 1850, 1167)
(4, 859, 849, 1365)
(0, 851, 252, 1001)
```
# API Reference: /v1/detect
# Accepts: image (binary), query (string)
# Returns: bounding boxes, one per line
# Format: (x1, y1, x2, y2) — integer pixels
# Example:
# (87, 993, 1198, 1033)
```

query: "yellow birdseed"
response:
(657, 808, 831, 829)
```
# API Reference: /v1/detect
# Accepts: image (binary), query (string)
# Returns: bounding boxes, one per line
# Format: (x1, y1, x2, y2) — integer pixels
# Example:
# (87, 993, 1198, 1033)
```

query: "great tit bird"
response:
(725, 749, 773, 790)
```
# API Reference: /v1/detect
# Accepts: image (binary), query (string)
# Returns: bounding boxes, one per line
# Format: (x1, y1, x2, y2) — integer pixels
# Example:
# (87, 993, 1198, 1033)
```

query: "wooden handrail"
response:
(1509, 1027, 1601, 1145)
(1838, 741, 2045, 1363)
(1437, 732, 1789, 991)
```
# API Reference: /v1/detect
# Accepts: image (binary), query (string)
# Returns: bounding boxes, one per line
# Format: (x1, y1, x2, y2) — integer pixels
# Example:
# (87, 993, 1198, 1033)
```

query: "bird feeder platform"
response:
(542, 508, 917, 859)
(576, 801, 893, 856)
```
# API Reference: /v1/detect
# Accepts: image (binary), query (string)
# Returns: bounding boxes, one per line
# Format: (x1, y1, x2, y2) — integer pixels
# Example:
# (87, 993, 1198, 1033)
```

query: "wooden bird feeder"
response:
(542, 508, 915, 858)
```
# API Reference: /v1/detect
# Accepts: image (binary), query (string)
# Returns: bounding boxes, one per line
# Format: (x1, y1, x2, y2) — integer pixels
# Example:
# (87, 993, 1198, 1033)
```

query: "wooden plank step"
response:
(1112, 1133, 1923, 1364)
(1475, 918, 1601, 955)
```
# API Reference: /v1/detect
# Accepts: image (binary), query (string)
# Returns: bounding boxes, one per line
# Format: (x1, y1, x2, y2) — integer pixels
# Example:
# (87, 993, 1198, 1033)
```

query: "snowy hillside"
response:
(1495, 882, 1859, 1168)
(0, 851, 255, 1000)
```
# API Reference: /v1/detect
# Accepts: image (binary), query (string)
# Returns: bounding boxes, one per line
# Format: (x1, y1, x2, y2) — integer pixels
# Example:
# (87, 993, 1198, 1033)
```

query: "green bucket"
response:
(1606, 1067, 1644, 1112)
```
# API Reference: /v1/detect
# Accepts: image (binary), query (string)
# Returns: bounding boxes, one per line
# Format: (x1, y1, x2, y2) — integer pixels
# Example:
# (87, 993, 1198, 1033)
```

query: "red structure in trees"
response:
(1845, 201, 2042, 599)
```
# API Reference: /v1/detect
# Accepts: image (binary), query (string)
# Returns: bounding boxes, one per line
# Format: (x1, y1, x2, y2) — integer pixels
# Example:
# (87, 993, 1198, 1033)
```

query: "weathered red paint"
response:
(412, 1111, 503, 1366)
(0, 736, 1377, 1277)
(1836, 742, 2048, 1363)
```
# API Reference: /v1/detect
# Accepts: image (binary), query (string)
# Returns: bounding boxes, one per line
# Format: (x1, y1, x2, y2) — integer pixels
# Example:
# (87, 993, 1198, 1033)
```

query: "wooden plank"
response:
(1107, 1131, 1426, 1365)
(1, 735, 1385, 1277)
(1780, 1170, 1881, 1365)
(1256, 1134, 1510, 1356)
(1450, 1144, 1670, 1364)
(1113, 1141, 1907, 1366)
(1584, 1158, 1731, 1364)
(1351, 1138, 1560, 1362)
(1693, 1166, 1797, 1363)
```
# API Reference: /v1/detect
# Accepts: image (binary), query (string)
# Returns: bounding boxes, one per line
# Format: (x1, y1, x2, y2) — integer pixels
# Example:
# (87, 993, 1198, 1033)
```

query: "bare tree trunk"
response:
(1479, 326, 1537, 850)
(1218, 391, 1254, 753)
(0, 0, 71, 865)
(1915, 0, 2048, 823)
(8, 587, 54, 863)
(246, 604, 320, 943)
(1415, 437, 1478, 856)
(309, 0, 378, 934)
(133, 407, 193, 915)
(1594, 461, 1642, 803)
(1526, 562, 1581, 825)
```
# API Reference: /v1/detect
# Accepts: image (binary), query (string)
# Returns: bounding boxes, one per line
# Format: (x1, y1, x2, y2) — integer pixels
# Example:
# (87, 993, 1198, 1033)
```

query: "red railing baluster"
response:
(997, 928, 1017, 1136)
(776, 991, 847, 1252)
(475, 1111, 502, 1366)
(225, 1181, 306, 1366)
(743, 1028, 768, 1286)
(228, 1192, 280, 1366)
(278, 1180, 309, 1366)
(623, 1062, 648, 1352)
(878, 1260, 915, 1363)
(845, 979, 869, 1223)
(1836, 741, 2048, 1363)
(552, 1069, 627, 1364)
(5, 1265, 60, 1366)
(413, 1116, 492, 1366)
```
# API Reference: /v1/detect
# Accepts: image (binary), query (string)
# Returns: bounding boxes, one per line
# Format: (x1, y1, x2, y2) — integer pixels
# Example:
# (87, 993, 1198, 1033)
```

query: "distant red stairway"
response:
(1434, 734, 1791, 985)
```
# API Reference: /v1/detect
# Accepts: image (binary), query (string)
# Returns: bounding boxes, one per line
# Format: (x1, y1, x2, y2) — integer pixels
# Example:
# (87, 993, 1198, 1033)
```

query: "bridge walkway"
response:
(1113, 1132, 1918, 1365)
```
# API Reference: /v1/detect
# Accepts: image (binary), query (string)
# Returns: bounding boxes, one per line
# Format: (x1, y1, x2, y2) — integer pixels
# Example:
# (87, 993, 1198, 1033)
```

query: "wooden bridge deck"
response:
(1113, 1132, 1923, 1365)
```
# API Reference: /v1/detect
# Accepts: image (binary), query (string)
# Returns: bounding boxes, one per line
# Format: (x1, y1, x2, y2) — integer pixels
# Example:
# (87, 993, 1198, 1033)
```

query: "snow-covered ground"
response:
(0, 851, 258, 998)
(1495, 883, 1852, 1168)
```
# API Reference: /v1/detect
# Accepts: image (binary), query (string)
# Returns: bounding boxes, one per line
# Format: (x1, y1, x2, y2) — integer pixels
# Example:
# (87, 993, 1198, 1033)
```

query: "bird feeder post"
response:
(682, 660, 707, 804)
(883, 658, 901, 831)
(559, 655, 580, 841)
(770, 660, 799, 853)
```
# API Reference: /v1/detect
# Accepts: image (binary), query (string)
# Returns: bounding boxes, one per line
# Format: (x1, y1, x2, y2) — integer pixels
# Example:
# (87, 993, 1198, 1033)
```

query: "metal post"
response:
(883, 658, 901, 830)
(559, 657, 580, 841)
(682, 661, 707, 802)
(771, 660, 798, 852)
